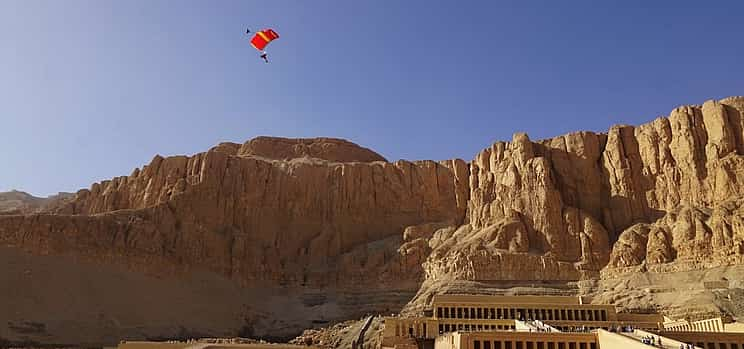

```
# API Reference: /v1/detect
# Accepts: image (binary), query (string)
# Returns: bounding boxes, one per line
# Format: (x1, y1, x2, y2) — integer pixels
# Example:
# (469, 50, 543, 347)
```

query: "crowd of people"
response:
(526, 320, 554, 332)
(641, 335, 662, 346)
(639, 334, 696, 349)
(605, 325, 635, 333)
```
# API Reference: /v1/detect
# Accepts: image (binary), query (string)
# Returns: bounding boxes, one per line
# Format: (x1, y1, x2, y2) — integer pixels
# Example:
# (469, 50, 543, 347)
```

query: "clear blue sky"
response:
(2, 1, 743, 196)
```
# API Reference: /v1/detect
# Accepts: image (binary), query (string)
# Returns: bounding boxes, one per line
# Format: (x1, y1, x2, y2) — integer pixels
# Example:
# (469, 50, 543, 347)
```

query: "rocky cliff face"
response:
(600, 97, 744, 273)
(421, 97, 744, 287)
(0, 137, 467, 344)
(2, 97, 744, 346)
(48, 139, 468, 289)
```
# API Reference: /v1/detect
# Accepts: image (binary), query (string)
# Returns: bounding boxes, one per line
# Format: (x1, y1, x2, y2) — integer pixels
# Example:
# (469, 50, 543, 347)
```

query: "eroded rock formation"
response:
(0, 137, 467, 344)
(2, 97, 744, 345)
(424, 97, 744, 287)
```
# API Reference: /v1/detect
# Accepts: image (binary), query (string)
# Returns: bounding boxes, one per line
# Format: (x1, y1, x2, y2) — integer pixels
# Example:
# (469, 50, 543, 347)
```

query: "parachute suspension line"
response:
(246, 28, 279, 63)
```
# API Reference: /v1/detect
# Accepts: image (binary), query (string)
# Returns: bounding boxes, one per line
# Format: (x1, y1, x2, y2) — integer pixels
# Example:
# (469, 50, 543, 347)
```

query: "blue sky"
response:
(1, 1, 743, 196)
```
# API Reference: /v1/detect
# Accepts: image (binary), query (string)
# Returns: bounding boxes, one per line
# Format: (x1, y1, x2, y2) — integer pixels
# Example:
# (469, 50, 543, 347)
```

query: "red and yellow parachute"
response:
(250, 29, 280, 51)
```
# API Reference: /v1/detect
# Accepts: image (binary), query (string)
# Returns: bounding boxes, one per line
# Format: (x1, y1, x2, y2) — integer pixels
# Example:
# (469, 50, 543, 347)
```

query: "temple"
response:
(382, 295, 744, 349)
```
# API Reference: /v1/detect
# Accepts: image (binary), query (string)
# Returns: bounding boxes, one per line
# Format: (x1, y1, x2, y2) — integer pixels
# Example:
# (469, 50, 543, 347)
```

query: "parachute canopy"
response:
(250, 29, 280, 51)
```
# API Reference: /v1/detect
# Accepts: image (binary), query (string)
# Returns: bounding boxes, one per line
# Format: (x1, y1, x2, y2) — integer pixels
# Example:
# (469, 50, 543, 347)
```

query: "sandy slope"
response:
(0, 246, 413, 346)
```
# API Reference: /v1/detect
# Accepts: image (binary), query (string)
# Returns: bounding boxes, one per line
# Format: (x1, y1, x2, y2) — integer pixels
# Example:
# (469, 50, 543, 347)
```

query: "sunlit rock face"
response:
(0, 136, 467, 344)
(435, 97, 744, 285)
(3, 97, 744, 345)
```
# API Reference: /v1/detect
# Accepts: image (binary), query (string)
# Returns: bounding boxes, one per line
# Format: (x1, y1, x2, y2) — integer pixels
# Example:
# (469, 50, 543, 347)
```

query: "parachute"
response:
(249, 29, 280, 51)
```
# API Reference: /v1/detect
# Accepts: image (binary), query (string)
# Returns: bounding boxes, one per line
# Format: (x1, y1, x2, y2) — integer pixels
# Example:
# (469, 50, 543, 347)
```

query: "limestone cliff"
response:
(46, 138, 468, 289)
(422, 97, 744, 287)
(0, 137, 467, 345)
(599, 97, 744, 273)
(3, 97, 744, 346)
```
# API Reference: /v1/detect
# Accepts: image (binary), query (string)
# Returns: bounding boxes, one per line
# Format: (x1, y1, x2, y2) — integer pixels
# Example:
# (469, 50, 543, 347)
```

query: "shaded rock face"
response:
(3, 97, 744, 344)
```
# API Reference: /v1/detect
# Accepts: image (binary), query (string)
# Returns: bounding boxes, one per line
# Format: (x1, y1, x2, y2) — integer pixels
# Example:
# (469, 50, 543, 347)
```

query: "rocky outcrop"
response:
(3, 97, 744, 345)
(605, 199, 744, 272)
(235, 136, 387, 163)
(206, 137, 387, 163)
(598, 97, 744, 274)
(429, 131, 612, 282)
(422, 97, 744, 286)
(406, 97, 744, 322)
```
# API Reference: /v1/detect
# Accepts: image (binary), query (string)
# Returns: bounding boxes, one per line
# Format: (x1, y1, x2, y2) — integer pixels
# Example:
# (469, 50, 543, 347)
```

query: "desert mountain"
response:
(0, 190, 73, 215)
(1, 98, 744, 346)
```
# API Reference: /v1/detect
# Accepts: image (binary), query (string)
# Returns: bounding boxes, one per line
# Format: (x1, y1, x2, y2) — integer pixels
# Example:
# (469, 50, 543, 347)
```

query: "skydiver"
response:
(260, 51, 269, 63)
